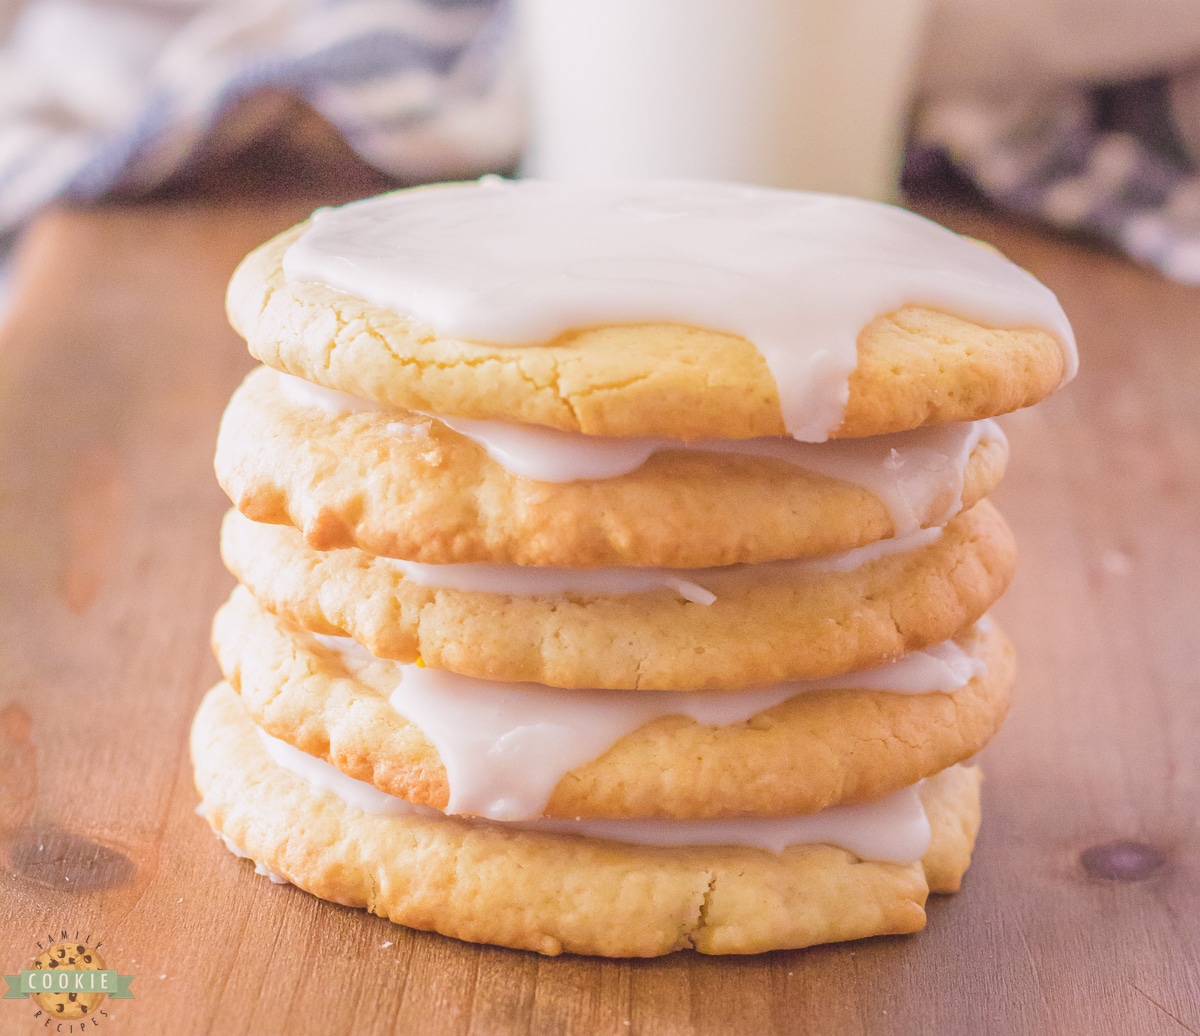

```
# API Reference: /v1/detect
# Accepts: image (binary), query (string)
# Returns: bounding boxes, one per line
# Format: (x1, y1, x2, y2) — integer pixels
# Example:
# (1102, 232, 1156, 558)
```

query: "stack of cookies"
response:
(192, 180, 1076, 956)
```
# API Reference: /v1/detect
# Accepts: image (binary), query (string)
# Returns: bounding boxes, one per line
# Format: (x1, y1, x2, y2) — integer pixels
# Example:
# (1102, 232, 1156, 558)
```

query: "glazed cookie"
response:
(212, 584, 1012, 820)
(192, 683, 983, 956)
(227, 181, 1074, 441)
(216, 365, 1009, 567)
(220, 501, 1016, 690)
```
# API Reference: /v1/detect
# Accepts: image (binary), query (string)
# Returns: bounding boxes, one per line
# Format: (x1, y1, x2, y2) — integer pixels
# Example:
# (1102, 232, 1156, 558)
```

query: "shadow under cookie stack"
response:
(192, 180, 1076, 957)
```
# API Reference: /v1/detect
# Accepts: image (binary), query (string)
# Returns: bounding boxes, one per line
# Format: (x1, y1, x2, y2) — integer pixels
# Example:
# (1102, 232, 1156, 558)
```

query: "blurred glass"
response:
(518, 0, 930, 200)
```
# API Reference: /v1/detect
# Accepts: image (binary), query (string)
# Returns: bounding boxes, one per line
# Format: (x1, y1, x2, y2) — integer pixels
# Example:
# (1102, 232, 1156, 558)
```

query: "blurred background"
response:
(2, 0, 1200, 283)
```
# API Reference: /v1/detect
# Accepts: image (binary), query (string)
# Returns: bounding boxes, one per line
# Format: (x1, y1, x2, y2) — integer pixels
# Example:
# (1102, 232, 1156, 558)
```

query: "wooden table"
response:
(0, 199, 1196, 1036)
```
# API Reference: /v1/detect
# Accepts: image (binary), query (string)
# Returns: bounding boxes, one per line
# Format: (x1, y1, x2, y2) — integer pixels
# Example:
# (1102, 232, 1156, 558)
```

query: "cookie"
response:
(191, 682, 983, 956)
(215, 365, 1010, 567)
(227, 181, 1072, 441)
(220, 500, 1015, 690)
(212, 584, 1011, 820)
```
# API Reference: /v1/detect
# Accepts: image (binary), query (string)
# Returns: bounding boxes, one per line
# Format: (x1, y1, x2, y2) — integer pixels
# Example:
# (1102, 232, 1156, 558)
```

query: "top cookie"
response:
(227, 180, 1076, 441)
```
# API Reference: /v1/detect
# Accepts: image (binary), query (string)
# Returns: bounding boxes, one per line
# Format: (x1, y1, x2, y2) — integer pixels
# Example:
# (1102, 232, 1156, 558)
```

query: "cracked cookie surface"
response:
(228, 222, 1068, 440)
(212, 586, 1012, 819)
(220, 500, 1015, 690)
(215, 365, 1009, 567)
(191, 683, 983, 956)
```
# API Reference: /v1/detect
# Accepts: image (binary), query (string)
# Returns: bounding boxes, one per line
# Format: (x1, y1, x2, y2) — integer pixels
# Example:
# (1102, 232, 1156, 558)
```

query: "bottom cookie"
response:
(191, 683, 983, 957)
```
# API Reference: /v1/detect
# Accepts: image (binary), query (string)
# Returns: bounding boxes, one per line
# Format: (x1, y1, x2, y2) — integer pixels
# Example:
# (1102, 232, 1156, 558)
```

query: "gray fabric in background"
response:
(906, 71, 1200, 283)
(0, 0, 520, 234)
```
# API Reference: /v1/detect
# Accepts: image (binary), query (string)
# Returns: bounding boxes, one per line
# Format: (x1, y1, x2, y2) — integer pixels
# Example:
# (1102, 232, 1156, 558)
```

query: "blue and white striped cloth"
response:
(906, 72, 1200, 284)
(0, 0, 520, 235)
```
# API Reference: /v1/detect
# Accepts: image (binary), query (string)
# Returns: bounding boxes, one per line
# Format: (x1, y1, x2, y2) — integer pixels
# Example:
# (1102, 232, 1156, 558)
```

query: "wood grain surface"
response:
(0, 200, 1197, 1036)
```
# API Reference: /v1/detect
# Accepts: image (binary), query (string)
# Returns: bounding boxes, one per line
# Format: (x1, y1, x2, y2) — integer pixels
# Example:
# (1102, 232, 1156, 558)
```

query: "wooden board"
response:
(0, 200, 1196, 1036)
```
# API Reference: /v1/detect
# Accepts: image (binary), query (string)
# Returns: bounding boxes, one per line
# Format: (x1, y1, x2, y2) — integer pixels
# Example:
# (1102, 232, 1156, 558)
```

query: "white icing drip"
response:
(273, 369, 1002, 535)
(393, 557, 717, 605)
(771, 420, 1000, 535)
(263, 727, 410, 817)
(262, 728, 435, 816)
(436, 415, 1002, 537)
(313, 634, 377, 664)
(531, 789, 931, 860)
(218, 832, 252, 859)
(720, 525, 942, 582)
(254, 861, 290, 885)
(309, 631, 983, 822)
(216, 831, 292, 885)
(256, 726, 932, 863)
(277, 372, 383, 414)
(434, 412, 660, 480)
(389, 525, 940, 604)
(383, 420, 430, 440)
(283, 179, 1077, 441)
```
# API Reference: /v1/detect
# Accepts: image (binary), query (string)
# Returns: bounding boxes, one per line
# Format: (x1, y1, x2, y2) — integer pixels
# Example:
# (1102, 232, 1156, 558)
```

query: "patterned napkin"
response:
(906, 72, 1200, 283)
(0, 0, 519, 236)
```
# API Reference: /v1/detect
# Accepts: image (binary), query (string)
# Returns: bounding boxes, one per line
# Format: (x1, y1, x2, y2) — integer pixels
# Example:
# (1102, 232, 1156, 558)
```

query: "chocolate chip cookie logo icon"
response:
(4, 931, 134, 1029)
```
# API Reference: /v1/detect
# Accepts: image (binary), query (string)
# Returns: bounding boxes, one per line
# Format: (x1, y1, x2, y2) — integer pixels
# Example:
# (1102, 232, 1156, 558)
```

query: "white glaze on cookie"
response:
(278, 368, 1002, 535)
(388, 525, 941, 604)
(283, 179, 1077, 441)
(217, 831, 290, 884)
(311, 631, 984, 821)
(278, 373, 384, 414)
(436, 415, 1002, 539)
(395, 558, 718, 605)
(256, 727, 933, 863)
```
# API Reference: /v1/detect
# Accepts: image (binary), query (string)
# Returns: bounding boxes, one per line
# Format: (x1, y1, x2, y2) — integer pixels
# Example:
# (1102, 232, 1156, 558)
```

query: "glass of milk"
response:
(517, 0, 931, 200)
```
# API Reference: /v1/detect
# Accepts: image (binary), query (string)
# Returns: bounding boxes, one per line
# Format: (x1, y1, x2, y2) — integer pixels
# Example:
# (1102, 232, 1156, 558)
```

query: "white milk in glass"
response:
(518, 0, 930, 200)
